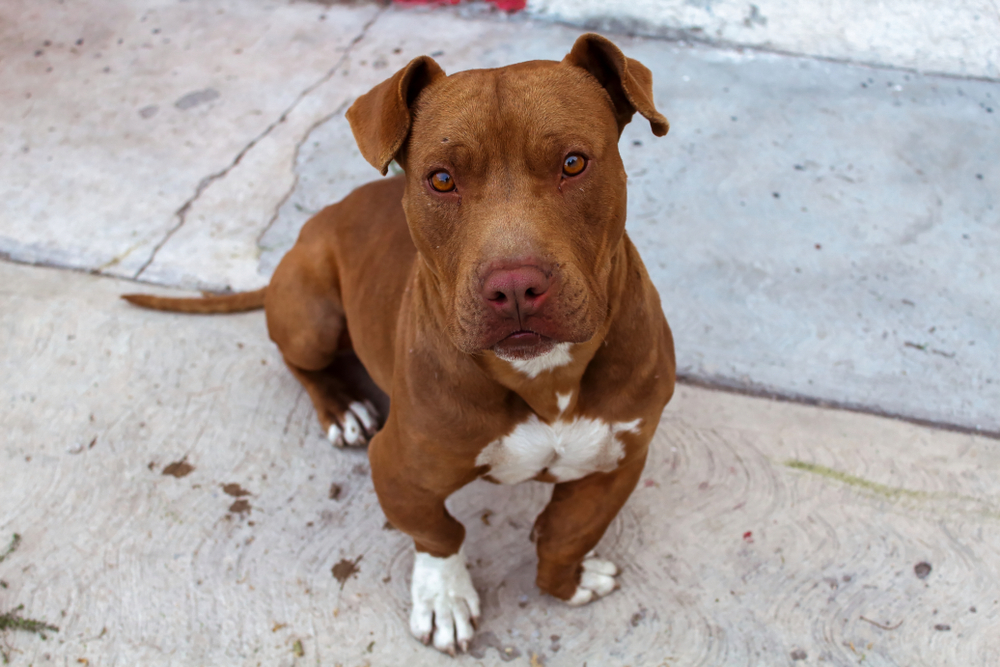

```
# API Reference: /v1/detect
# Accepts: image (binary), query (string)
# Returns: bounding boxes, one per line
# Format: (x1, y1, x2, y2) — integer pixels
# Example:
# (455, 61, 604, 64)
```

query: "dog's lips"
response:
(491, 330, 556, 361)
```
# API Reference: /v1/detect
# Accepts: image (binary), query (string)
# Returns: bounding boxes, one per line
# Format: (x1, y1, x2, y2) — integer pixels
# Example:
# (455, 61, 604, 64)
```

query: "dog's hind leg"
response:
(266, 241, 384, 447)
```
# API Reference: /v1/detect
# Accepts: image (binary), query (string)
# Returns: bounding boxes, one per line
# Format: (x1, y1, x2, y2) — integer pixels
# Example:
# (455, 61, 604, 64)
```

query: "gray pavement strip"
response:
(526, 0, 1000, 81)
(262, 10, 1000, 435)
(1, 3, 997, 434)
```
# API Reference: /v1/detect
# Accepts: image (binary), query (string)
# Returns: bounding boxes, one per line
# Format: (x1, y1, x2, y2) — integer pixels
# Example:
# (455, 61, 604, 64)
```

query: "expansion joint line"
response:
(132, 7, 387, 280)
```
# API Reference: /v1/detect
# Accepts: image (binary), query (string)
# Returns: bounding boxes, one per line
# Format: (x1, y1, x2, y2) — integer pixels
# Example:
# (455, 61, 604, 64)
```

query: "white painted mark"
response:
(506, 342, 573, 378)
(410, 547, 480, 654)
(476, 415, 642, 484)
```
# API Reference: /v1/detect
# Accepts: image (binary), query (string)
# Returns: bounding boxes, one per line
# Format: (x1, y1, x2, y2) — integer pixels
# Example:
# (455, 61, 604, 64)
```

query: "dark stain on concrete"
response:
(222, 483, 250, 497)
(175, 88, 219, 110)
(332, 555, 362, 590)
(162, 460, 193, 478)
(228, 499, 251, 515)
(469, 631, 522, 661)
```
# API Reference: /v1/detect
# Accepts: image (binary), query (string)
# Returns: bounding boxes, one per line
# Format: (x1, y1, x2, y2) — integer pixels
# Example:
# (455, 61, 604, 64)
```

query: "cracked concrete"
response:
(0, 0, 380, 280)
(136, 6, 388, 290)
(2, 3, 1000, 664)
(1, 1, 998, 433)
(262, 8, 1000, 435)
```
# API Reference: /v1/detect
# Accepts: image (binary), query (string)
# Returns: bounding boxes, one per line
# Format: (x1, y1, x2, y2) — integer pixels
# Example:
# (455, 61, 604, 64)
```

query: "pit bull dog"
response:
(124, 33, 676, 655)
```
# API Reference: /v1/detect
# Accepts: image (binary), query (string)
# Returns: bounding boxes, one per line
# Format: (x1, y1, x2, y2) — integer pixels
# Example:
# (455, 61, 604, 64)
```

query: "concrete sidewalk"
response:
(1, 0, 997, 433)
(1, 261, 997, 665)
(1, 1, 999, 665)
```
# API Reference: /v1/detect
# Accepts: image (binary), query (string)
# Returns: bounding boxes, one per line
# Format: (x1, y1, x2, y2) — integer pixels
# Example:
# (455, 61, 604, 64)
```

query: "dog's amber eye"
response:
(562, 154, 586, 176)
(429, 171, 455, 192)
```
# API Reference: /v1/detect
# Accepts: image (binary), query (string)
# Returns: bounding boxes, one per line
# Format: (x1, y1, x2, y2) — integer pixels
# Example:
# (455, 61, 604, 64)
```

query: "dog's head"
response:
(347, 34, 668, 361)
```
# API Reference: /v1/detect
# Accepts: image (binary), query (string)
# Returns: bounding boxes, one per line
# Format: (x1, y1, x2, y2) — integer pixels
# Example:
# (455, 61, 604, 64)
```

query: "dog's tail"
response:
(121, 287, 266, 314)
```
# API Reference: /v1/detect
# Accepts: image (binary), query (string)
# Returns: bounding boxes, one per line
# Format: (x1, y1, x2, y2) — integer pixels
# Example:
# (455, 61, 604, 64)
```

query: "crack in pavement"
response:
(132, 7, 387, 281)
(255, 97, 354, 250)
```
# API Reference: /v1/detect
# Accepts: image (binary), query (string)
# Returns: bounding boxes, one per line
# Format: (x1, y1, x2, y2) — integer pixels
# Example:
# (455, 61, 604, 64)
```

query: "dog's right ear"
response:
(346, 56, 446, 176)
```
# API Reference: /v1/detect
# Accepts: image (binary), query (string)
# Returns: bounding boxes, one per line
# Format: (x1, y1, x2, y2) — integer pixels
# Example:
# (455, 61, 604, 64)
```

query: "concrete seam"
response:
(131, 6, 389, 281)
(676, 373, 1000, 441)
(506, 13, 1000, 85)
(4, 252, 994, 441)
(254, 97, 354, 249)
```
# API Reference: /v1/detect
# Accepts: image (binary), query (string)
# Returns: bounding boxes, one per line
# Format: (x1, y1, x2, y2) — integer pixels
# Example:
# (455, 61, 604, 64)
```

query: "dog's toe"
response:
(350, 400, 379, 436)
(326, 401, 382, 448)
(410, 598, 434, 645)
(326, 400, 381, 448)
(564, 555, 620, 606)
(341, 411, 364, 446)
(410, 549, 479, 655)
(581, 556, 618, 577)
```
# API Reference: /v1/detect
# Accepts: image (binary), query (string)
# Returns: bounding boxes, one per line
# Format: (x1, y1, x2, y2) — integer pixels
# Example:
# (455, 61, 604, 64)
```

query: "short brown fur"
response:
(123, 33, 676, 651)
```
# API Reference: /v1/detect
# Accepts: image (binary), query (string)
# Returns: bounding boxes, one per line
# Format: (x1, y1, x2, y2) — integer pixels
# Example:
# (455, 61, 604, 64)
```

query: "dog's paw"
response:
(327, 400, 379, 448)
(410, 548, 480, 655)
(564, 555, 619, 606)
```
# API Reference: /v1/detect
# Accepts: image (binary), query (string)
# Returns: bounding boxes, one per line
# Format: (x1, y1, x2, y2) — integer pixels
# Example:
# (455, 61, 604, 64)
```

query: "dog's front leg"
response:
(532, 453, 647, 604)
(369, 431, 480, 655)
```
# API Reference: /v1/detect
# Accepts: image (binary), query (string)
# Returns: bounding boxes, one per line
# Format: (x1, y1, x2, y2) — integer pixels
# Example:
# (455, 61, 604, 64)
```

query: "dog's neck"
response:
(472, 239, 632, 423)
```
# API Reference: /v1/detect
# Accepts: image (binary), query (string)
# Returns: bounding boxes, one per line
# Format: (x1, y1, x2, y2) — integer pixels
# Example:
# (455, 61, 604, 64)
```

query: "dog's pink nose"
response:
(481, 265, 552, 318)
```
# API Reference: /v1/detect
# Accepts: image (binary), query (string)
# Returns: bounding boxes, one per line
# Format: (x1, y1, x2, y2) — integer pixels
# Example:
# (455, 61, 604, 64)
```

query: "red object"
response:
(491, 0, 527, 10)
(393, 0, 526, 11)
(742, 531, 754, 543)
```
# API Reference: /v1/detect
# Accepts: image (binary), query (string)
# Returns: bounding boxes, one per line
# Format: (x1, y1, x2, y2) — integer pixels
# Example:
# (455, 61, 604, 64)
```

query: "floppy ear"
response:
(345, 56, 446, 175)
(563, 33, 669, 137)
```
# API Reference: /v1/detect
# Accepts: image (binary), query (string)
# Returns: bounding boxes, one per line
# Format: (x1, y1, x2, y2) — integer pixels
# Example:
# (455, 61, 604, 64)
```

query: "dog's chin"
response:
(490, 331, 557, 362)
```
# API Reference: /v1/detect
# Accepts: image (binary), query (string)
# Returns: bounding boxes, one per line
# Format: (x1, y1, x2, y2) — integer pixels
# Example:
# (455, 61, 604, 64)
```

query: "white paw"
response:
(350, 401, 378, 435)
(410, 548, 480, 655)
(327, 401, 379, 448)
(564, 556, 619, 606)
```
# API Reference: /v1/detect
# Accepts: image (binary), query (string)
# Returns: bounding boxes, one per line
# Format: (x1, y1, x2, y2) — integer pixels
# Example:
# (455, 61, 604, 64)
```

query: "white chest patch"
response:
(476, 415, 642, 484)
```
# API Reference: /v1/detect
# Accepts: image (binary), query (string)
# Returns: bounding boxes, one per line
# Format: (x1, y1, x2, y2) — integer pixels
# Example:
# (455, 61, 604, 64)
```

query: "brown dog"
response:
(125, 33, 675, 654)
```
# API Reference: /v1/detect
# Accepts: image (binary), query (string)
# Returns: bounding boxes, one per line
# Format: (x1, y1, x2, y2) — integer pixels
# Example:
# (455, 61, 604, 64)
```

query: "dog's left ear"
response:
(346, 56, 447, 175)
(563, 33, 669, 137)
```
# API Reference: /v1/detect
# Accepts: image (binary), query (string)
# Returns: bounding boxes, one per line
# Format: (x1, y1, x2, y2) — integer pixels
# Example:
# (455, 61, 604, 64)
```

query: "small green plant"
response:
(0, 534, 60, 664)
(0, 535, 20, 565)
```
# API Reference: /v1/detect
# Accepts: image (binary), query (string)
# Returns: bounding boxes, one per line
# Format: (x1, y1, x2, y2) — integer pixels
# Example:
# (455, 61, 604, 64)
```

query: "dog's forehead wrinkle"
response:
(413, 67, 613, 170)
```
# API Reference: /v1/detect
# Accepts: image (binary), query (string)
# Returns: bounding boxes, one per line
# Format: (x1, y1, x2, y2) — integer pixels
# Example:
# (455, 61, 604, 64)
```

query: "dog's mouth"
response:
(491, 330, 556, 361)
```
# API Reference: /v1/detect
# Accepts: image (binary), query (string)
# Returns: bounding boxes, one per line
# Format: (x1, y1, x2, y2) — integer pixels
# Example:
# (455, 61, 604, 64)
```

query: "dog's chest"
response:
(476, 413, 641, 485)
